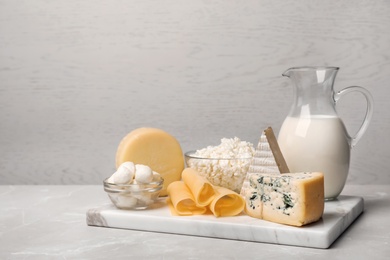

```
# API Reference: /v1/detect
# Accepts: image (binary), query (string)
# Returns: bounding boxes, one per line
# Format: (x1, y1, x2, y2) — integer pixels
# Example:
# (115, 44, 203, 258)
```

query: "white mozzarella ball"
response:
(112, 161, 135, 184)
(120, 161, 135, 171)
(133, 194, 153, 205)
(152, 171, 161, 182)
(135, 164, 153, 183)
(107, 175, 115, 184)
(116, 195, 137, 208)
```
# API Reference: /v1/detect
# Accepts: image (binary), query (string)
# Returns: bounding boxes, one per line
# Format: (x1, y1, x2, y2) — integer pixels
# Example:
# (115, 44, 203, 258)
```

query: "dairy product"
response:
(167, 168, 245, 217)
(115, 195, 137, 209)
(108, 162, 160, 185)
(166, 181, 208, 216)
(240, 127, 289, 196)
(134, 164, 153, 183)
(209, 185, 245, 217)
(243, 172, 324, 226)
(105, 162, 163, 209)
(115, 127, 185, 196)
(278, 116, 350, 199)
(107, 161, 135, 184)
(186, 137, 255, 193)
(194, 137, 254, 159)
(181, 168, 215, 207)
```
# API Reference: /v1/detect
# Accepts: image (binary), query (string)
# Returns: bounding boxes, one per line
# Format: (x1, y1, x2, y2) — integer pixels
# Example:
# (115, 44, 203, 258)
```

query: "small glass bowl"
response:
(184, 151, 252, 193)
(103, 176, 164, 210)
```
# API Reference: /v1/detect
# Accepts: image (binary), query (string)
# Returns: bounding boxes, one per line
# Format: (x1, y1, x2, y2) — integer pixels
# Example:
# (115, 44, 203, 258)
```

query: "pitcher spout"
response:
(282, 68, 294, 77)
(282, 66, 339, 78)
(281, 66, 341, 118)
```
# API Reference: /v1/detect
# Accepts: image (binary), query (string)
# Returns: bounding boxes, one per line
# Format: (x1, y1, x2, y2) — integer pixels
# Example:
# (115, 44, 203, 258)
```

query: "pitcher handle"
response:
(334, 86, 374, 148)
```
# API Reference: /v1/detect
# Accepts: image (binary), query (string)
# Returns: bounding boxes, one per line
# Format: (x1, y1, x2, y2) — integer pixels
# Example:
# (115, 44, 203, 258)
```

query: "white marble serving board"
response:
(86, 195, 363, 249)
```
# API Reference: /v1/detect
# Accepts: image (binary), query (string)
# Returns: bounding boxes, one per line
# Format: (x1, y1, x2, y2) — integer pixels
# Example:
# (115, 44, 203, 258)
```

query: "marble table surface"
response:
(1, 185, 389, 259)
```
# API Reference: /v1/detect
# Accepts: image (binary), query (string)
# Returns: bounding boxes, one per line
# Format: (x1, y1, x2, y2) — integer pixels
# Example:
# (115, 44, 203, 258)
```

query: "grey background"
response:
(1, 0, 389, 185)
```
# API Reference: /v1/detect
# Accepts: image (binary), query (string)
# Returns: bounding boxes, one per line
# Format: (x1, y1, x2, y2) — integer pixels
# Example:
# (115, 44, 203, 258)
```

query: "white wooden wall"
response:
(1, 0, 389, 185)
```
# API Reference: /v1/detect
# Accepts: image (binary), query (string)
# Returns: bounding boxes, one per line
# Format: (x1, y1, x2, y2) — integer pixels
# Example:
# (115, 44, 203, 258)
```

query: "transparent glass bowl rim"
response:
(185, 150, 253, 160)
(103, 176, 164, 194)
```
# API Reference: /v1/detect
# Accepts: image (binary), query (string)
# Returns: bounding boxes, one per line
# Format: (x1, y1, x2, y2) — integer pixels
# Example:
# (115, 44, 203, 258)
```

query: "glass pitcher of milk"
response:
(277, 66, 373, 200)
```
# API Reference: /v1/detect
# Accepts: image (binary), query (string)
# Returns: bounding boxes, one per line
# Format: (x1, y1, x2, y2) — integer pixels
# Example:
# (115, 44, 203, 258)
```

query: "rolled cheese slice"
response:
(166, 181, 207, 216)
(209, 186, 245, 217)
(182, 168, 215, 207)
(243, 172, 324, 226)
(115, 127, 184, 196)
(168, 169, 244, 217)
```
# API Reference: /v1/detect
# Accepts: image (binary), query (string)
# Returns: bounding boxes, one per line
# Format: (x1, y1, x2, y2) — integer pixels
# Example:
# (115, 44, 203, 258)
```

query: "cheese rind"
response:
(243, 172, 324, 226)
(115, 127, 184, 196)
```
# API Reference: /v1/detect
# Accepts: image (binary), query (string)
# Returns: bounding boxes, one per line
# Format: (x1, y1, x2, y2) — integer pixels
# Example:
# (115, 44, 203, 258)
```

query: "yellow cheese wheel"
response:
(115, 127, 184, 196)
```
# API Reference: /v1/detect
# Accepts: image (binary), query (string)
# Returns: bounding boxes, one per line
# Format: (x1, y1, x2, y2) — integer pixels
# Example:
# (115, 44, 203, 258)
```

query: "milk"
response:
(278, 115, 350, 199)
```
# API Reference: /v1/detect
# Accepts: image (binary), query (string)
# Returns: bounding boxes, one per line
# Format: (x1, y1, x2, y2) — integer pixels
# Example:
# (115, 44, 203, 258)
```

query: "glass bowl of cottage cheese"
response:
(184, 137, 255, 193)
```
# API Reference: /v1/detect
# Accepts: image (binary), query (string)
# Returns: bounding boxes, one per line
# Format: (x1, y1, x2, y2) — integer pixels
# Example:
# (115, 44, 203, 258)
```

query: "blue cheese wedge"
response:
(243, 172, 324, 226)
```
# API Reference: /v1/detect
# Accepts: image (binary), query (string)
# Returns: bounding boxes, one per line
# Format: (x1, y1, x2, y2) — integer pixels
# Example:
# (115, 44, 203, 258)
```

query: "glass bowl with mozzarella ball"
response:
(184, 151, 253, 194)
(103, 176, 164, 210)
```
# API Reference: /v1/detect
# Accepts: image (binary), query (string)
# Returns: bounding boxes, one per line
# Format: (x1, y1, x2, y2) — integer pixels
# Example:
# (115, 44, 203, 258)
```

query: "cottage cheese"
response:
(186, 137, 255, 193)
